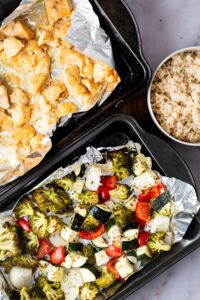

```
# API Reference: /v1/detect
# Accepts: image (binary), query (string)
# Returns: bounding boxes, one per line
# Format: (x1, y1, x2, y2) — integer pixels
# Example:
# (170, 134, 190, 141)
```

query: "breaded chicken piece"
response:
(53, 19, 71, 39)
(0, 41, 3, 51)
(10, 88, 29, 105)
(0, 109, 13, 131)
(11, 103, 31, 127)
(30, 93, 52, 124)
(0, 85, 9, 109)
(59, 47, 84, 70)
(3, 37, 25, 58)
(56, 102, 78, 118)
(1, 20, 34, 40)
(93, 61, 120, 92)
(11, 125, 35, 146)
(45, 0, 73, 25)
(38, 27, 53, 46)
(42, 81, 68, 105)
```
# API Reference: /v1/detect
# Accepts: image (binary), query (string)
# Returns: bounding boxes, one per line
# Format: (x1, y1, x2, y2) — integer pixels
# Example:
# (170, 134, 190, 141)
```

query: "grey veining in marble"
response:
(124, 1, 200, 300)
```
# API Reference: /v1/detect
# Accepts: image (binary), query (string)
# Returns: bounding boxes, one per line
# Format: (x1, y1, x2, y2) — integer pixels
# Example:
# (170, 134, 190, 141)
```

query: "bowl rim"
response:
(147, 46, 200, 147)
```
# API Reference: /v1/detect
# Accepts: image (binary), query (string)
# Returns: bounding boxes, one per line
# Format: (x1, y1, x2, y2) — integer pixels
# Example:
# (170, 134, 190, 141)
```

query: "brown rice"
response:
(151, 50, 200, 143)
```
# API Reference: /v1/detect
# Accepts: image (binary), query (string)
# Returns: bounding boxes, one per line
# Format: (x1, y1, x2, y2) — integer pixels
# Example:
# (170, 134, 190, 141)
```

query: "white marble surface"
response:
(124, 1, 200, 300)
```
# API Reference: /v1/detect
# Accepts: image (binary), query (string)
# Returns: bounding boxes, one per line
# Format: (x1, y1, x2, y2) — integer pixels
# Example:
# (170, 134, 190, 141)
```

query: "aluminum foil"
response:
(0, 0, 119, 185)
(0, 141, 199, 299)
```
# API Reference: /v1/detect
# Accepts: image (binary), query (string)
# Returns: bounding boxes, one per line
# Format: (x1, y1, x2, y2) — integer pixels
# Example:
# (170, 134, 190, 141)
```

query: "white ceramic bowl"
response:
(147, 46, 200, 147)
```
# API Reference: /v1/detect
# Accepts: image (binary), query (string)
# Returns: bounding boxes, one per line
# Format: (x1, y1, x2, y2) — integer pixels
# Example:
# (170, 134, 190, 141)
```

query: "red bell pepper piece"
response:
(135, 202, 151, 223)
(37, 239, 52, 259)
(49, 246, 65, 265)
(106, 244, 123, 258)
(138, 184, 165, 202)
(137, 231, 150, 247)
(100, 176, 117, 190)
(107, 259, 124, 281)
(97, 186, 110, 203)
(79, 224, 105, 240)
(134, 217, 146, 230)
(16, 218, 31, 232)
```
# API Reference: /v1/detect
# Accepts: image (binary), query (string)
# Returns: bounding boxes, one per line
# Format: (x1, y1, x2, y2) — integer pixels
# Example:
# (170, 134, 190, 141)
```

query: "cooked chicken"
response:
(38, 28, 52, 46)
(0, 41, 3, 51)
(53, 19, 71, 39)
(56, 102, 78, 118)
(1, 20, 34, 40)
(11, 103, 31, 127)
(42, 81, 68, 105)
(0, 85, 9, 109)
(11, 125, 35, 146)
(0, 109, 13, 131)
(3, 37, 25, 58)
(10, 88, 29, 105)
(45, 0, 73, 25)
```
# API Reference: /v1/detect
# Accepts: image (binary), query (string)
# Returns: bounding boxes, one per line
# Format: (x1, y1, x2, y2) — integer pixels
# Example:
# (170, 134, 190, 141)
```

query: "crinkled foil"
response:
(0, 0, 118, 186)
(0, 141, 199, 299)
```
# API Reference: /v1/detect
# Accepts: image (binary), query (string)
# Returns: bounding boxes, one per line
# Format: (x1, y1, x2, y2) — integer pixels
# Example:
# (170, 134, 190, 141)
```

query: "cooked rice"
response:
(151, 50, 200, 143)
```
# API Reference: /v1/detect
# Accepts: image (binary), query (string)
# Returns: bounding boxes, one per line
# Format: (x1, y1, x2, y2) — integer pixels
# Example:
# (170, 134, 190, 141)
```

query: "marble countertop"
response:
(124, 1, 200, 300)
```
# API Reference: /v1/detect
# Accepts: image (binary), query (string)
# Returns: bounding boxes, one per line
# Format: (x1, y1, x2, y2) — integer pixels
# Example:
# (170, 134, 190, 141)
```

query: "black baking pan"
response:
(0, 0, 152, 200)
(2, 114, 200, 300)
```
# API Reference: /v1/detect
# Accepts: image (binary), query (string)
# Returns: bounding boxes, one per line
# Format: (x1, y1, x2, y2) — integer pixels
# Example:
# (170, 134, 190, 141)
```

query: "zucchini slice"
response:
(95, 250, 110, 266)
(71, 213, 85, 231)
(126, 250, 137, 264)
(123, 228, 139, 240)
(68, 242, 83, 252)
(152, 193, 171, 212)
(80, 265, 101, 283)
(136, 246, 152, 265)
(121, 238, 137, 251)
(92, 235, 108, 248)
(90, 204, 111, 223)
(115, 256, 135, 279)
(60, 225, 79, 243)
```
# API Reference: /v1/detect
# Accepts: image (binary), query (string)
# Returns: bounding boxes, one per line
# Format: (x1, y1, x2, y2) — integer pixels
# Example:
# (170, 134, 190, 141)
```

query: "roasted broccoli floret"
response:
(109, 184, 130, 201)
(80, 282, 99, 300)
(0, 254, 38, 273)
(54, 172, 76, 191)
(14, 197, 34, 219)
(107, 149, 131, 180)
(20, 286, 46, 300)
(0, 223, 21, 261)
(78, 190, 99, 210)
(96, 266, 116, 288)
(82, 245, 96, 265)
(23, 231, 39, 255)
(39, 261, 64, 283)
(113, 204, 133, 226)
(29, 210, 48, 239)
(147, 232, 171, 254)
(36, 276, 64, 300)
(33, 185, 72, 214)
(47, 216, 62, 235)
(82, 214, 100, 231)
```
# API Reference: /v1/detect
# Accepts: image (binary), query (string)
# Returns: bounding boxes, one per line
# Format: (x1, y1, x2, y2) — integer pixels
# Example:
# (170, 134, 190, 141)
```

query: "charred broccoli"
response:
(29, 210, 48, 239)
(0, 254, 38, 273)
(0, 223, 21, 261)
(47, 216, 62, 235)
(109, 184, 130, 201)
(36, 276, 64, 300)
(82, 214, 100, 231)
(80, 282, 99, 300)
(78, 190, 99, 210)
(82, 245, 96, 265)
(54, 172, 76, 191)
(14, 197, 34, 219)
(96, 266, 116, 288)
(23, 231, 39, 255)
(107, 149, 131, 180)
(20, 286, 46, 300)
(113, 204, 133, 226)
(147, 232, 171, 254)
(33, 185, 72, 214)
(39, 261, 64, 283)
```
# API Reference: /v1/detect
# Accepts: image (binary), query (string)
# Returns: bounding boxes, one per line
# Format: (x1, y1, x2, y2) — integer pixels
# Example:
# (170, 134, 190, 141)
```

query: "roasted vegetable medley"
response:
(0, 146, 175, 299)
